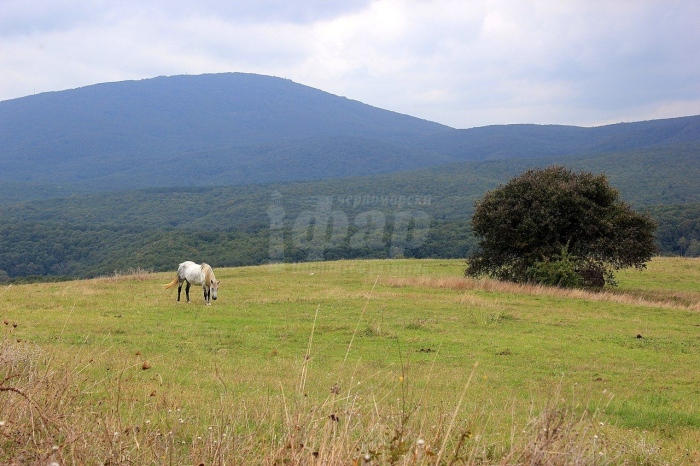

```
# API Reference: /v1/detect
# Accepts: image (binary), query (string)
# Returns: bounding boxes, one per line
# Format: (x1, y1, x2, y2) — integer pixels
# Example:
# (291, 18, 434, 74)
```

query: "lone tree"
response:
(465, 166, 657, 287)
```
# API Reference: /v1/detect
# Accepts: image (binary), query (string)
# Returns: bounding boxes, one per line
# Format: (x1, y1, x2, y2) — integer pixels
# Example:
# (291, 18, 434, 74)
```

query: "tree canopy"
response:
(465, 166, 657, 287)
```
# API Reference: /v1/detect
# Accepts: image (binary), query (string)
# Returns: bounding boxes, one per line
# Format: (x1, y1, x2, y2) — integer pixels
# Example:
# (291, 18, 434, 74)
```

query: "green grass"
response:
(1, 258, 700, 464)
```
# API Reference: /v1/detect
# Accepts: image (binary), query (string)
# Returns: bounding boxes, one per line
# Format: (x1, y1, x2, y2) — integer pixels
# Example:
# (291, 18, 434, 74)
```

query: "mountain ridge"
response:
(2, 72, 699, 197)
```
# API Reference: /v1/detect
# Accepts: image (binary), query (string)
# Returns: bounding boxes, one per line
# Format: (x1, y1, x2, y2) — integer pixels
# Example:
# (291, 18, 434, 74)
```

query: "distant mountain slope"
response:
(2, 141, 700, 278)
(0, 73, 451, 191)
(3, 141, 699, 228)
(416, 116, 700, 161)
(1, 73, 699, 197)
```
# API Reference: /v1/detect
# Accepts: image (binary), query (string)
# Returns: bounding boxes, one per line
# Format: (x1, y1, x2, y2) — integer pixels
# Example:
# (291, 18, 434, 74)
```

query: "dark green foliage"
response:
(527, 248, 582, 288)
(0, 220, 473, 280)
(645, 203, 700, 257)
(0, 133, 698, 278)
(413, 220, 476, 259)
(466, 167, 657, 287)
(0, 222, 269, 278)
(0, 152, 697, 279)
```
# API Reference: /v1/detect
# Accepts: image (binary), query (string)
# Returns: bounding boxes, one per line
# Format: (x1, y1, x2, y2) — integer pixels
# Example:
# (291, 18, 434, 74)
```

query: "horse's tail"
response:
(163, 276, 179, 289)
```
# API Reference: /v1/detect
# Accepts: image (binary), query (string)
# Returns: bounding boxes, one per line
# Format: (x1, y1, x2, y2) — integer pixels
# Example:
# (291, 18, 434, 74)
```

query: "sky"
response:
(1, 0, 699, 129)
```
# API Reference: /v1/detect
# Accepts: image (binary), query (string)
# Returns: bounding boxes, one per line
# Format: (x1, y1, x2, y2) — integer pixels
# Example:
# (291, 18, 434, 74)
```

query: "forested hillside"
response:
(1, 141, 699, 280)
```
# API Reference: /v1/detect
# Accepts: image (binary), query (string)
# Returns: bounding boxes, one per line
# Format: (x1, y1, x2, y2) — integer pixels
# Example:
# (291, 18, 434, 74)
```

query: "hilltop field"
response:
(1, 257, 699, 464)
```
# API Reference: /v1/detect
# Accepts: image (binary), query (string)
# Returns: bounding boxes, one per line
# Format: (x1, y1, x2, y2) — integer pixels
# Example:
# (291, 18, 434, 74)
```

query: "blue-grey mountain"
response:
(1, 72, 699, 196)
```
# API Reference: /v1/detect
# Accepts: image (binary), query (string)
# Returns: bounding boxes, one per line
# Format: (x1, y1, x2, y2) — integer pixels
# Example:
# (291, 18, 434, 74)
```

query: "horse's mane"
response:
(201, 263, 215, 284)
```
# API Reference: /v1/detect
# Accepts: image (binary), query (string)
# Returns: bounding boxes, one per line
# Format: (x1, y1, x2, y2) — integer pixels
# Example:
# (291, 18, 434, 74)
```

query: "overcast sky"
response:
(2, 0, 698, 129)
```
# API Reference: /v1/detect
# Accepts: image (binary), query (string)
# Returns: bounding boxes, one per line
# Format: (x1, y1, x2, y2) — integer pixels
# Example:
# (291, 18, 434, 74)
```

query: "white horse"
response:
(164, 261, 220, 305)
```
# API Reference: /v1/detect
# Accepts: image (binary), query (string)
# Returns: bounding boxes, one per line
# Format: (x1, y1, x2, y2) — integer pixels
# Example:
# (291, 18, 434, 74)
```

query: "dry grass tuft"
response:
(96, 267, 154, 282)
(502, 386, 614, 466)
(0, 333, 670, 465)
(383, 276, 700, 311)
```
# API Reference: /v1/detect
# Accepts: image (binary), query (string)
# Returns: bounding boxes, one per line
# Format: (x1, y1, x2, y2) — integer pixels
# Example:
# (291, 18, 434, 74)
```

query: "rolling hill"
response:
(1, 72, 699, 198)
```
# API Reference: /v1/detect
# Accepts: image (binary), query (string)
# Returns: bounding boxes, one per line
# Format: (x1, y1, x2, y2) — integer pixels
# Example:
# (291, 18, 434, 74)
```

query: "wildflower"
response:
(417, 438, 425, 447)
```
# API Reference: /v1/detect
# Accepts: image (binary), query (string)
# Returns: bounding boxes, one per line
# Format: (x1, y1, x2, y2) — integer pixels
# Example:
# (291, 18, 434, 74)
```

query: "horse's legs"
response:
(177, 279, 183, 302)
(185, 281, 191, 303)
(203, 286, 210, 305)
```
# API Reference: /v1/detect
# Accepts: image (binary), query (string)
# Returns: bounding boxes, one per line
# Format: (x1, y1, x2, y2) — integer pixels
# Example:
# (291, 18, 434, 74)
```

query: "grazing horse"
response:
(164, 261, 220, 305)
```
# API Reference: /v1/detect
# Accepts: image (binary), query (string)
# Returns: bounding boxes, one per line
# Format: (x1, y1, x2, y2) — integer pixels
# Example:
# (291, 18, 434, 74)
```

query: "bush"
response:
(527, 249, 582, 288)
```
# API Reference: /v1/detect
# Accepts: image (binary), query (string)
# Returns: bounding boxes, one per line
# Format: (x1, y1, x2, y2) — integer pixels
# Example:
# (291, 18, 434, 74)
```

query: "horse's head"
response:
(211, 279, 220, 300)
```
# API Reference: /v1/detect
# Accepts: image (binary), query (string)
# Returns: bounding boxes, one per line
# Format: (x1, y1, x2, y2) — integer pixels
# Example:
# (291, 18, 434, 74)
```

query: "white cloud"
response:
(0, 0, 698, 128)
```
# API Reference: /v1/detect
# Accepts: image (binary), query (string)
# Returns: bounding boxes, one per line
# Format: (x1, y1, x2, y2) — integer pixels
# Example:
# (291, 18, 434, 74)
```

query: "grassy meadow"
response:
(1, 257, 700, 464)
